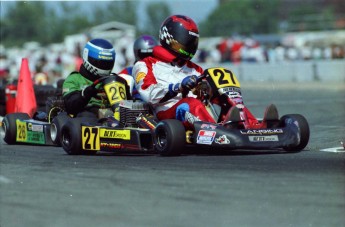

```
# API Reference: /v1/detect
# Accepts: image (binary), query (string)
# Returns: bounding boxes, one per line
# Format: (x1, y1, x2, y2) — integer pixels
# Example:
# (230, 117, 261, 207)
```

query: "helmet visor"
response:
(88, 56, 114, 70)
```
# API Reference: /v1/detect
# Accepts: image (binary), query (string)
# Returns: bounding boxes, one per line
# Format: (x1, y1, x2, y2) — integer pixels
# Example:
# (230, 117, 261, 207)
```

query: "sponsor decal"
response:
(185, 111, 200, 124)
(137, 115, 156, 130)
(101, 142, 122, 149)
(226, 91, 242, 99)
(197, 130, 216, 145)
(249, 135, 278, 142)
(98, 50, 114, 61)
(100, 129, 130, 140)
(98, 54, 113, 60)
(219, 87, 241, 94)
(240, 129, 283, 135)
(200, 124, 217, 130)
(31, 124, 44, 132)
(27, 131, 45, 144)
(135, 72, 146, 84)
(188, 31, 199, 37)
(215, 135, 230, 144)
(236, 104, 245, 109)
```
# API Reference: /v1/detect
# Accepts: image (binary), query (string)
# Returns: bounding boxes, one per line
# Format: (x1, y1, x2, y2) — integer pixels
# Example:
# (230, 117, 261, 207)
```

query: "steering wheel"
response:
(181, 74, 207, 98)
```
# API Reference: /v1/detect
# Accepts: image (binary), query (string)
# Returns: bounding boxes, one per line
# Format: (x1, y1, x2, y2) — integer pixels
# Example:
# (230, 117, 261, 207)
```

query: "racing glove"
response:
(168, 75, 199, 94)
(81, 85, 98, 100)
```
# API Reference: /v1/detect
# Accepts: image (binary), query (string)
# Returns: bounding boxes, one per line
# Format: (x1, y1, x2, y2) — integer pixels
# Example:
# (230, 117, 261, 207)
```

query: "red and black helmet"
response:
(159, 15, 199, 61)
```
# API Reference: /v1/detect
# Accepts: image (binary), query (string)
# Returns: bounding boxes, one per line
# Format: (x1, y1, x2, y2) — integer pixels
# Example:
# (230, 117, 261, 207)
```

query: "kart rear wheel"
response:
(280, 114, 310, 152)
(61, 117, 97, 155)
(2, 113, 30, 144)
(154, 119, 185, 156)
(50, 112, 69, 146)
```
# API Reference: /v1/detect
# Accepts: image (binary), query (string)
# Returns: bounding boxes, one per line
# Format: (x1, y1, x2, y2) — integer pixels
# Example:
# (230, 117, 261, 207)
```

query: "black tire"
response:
(61, 117, 97, 155)
(50, 112, 69, 146)
(280, 114, 310, 152)
(154, 119, 186, 156)
(2, 113, 30, 144)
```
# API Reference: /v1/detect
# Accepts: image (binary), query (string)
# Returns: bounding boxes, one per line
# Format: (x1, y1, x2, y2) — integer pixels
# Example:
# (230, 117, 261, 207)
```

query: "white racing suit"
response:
(132, 46, 215, 124)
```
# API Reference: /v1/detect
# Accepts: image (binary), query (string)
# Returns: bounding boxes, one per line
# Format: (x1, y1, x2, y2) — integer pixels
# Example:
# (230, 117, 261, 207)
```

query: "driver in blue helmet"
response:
(62, 38, 117, 117)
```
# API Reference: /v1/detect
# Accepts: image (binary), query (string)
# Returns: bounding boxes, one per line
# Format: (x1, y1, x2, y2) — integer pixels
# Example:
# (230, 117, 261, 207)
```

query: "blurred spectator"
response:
(323, 46, 332, 60)
(0, 32, 344, 88)
(312, 47, 323, 60)
(197, 49, 208, 63)
(274, 43, 286, 62)
(230, 37, 243, 63)
(332, 44, 345, 59)
(207, 45, 222, 63)
(286, 46, 299, 61)
(300, 43, 312, 60)
(0, 50, 10, 84)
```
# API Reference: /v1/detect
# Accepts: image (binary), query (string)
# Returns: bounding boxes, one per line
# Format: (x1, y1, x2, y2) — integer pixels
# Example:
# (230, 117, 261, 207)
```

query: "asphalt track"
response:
(1, 82, 344, 227)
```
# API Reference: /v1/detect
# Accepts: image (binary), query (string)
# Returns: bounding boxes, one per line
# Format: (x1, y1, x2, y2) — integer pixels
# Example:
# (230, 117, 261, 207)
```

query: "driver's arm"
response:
(63, 91, 89, 116)
(62, 74, 95, 116)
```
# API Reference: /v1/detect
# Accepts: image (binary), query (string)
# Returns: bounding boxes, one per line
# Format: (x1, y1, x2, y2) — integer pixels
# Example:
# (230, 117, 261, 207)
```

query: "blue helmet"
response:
(82, 38, 116, 78)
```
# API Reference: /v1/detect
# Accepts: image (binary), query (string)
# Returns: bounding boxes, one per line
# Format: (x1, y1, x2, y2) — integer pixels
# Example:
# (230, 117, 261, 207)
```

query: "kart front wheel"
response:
(154, 119, 185, 156)
(280, 114, 310, 152)
(2, 113, 30, 144)
(50, 112, 69, 146)
(61, 117, 97, 155)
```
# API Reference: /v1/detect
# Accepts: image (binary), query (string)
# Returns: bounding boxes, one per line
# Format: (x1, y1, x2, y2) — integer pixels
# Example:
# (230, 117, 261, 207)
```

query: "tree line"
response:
(0, 0, 341, 47)
(1, 1, 170, 47)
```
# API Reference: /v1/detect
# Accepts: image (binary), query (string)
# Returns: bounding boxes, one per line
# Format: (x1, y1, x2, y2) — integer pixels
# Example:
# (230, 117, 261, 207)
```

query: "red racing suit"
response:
(132, 46, 215, 124)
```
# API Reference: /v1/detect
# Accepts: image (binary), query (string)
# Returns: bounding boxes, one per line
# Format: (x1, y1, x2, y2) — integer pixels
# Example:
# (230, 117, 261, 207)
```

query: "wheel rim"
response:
(50, 123, 57, 141)
(156, 127, 167, 149)
(2, 121, 7, 134)
(62, 130, 71, 148)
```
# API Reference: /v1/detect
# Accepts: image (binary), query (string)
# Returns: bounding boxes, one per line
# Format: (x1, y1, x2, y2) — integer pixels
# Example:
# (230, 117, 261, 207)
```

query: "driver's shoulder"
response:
(185, 61, 203, 74)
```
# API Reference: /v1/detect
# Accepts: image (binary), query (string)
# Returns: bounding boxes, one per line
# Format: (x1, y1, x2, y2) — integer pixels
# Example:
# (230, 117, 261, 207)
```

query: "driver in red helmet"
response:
(132, 15, 216, 127)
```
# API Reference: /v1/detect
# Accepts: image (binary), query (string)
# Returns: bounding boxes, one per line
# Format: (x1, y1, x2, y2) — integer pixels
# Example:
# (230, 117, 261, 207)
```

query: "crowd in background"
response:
(0, 35, 344, 87)
(196, 36, 345, 64)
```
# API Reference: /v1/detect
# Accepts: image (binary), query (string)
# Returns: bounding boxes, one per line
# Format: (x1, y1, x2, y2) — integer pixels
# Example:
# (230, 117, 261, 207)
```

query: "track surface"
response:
(1, 82, 344, 227)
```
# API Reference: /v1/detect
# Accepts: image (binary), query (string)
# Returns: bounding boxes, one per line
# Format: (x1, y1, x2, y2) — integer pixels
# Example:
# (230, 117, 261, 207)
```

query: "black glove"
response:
(81, 85, 98, 100)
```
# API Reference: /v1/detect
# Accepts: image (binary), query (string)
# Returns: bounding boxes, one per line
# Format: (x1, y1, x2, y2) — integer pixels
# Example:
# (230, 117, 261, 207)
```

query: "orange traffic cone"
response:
(15, 58, 37, 117)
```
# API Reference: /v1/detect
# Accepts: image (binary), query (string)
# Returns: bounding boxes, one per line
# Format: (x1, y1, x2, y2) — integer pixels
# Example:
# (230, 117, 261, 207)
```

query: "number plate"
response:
(207, 68, 240, 89)
(82, 126, 100, 150)
(104, 81, 127, 105)
(16, 120, 27, 142)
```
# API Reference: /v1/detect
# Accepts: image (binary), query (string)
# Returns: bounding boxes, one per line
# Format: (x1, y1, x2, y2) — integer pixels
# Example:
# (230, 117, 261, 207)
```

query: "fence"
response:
(200, 59, 345, 83)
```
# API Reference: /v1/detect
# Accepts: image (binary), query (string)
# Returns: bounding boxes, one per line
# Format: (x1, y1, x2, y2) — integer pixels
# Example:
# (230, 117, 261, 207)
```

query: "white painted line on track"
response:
(320, 147, 345, 153)
(0, 175, 13, 184)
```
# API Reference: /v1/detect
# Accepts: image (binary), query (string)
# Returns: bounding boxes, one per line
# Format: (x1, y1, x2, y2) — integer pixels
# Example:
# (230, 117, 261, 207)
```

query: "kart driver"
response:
(132, 15, 216, 127)
(119, 35, 158, 100)
(62, 38, 117, 117)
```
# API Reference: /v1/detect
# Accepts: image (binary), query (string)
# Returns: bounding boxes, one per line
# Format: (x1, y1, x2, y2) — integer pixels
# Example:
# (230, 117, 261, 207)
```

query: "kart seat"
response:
(263, 104, 279, 121)
(223, 106, 241, 123)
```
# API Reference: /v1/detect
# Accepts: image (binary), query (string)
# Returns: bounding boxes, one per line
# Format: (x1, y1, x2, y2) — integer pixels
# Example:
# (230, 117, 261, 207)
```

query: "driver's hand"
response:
(82, 85, 98, 99)
(168, 75, 200, 95)
(180, 75, 199, 91)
